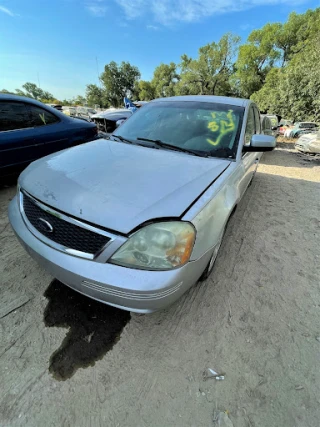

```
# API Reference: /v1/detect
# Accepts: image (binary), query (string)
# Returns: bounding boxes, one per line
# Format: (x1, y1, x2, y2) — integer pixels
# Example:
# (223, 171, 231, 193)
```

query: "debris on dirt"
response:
(213, 411, 233, 426)
(295, 385, 304, 390)
(203, 368, 225, 381)
(84, 332, 95, 343)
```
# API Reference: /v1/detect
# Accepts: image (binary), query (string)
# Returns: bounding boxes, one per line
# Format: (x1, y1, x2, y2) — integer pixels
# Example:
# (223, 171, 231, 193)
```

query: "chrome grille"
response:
(22, 193, 110, 256)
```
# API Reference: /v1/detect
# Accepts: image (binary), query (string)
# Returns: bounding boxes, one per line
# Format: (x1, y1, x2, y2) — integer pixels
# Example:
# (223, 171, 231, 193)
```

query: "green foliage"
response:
(252, 34, 320, 121)
(151, 63, 179, 98)
(135, 80, 156, 101)
(86, 84, 109, 108)
(100, 61, 141, 106)
(0, 89, 14, 94)
(22, 82, 54, 100)
(235, 8, 320, 99)
(178, 33, 240, 96)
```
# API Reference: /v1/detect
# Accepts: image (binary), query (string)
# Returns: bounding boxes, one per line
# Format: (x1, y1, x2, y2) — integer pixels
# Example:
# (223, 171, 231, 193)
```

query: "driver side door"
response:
(239, 105, 261, 197)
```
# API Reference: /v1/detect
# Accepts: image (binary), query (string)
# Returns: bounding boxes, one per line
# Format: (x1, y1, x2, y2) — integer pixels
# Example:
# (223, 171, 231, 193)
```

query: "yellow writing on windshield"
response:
(207, 110, 235, 146)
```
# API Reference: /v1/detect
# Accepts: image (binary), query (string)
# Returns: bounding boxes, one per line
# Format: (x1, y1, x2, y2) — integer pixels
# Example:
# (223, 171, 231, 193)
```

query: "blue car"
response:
(0, 94, 98, 177)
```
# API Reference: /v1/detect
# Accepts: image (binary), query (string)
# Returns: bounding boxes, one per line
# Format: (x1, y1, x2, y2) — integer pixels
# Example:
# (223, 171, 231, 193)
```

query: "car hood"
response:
(298, 132, 319, 143)
(20, 139, 230, 234)
(91, 109, 129, 119)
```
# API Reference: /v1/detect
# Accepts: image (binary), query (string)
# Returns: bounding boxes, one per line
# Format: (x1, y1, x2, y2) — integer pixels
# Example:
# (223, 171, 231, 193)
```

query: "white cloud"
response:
(115, 0, 306, 25)
(146, 24, 159, 30)
(0, 5, 15, 16)
(86, 1, 107, 17)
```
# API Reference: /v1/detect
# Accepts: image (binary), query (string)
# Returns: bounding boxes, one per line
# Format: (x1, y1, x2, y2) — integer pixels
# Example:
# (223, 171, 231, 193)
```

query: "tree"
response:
(235, 23, 281, 98)
(22, 82, 54, 100)
(73, 95, 87, 106)
(235, 8, 320, 98)
(251, 34, 320, 122)
(275, 9, 320, 66)
(178, 33, 240, 96)
(100, 61, 141, 106)
(151, 62, 179, 98)
(0, 89, 14, 94)
(86, 84, 108, 108)
(15, 89, 28, 97)
(135, 80, 156, 100)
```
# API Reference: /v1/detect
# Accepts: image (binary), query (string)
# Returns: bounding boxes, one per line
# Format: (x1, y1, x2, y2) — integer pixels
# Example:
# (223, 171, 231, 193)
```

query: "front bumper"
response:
(8, 197, 211, 313)
(295, 142, 320, 154)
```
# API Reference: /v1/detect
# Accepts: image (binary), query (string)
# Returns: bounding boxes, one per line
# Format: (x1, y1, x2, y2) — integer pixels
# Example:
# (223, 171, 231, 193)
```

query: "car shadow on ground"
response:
(44, 280, 131, 381)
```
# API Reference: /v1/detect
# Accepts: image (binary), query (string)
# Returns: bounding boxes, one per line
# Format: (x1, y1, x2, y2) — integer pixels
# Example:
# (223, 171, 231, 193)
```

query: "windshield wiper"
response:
(136, 137, 207, 158)
(110, 134, 135, 145)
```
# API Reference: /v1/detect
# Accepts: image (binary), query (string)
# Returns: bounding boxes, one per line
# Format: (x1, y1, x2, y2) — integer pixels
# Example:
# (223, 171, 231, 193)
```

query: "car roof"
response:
(151, 95, 250, 108)
(0, 93, 54, 107)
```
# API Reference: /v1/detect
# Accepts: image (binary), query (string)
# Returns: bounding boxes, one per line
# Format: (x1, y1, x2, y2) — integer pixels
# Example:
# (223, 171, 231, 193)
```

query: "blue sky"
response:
(1, 0, 318, 100)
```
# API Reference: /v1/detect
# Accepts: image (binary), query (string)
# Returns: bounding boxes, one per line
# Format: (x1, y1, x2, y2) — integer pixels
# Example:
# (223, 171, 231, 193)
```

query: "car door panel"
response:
(27, 104, 70, 156)
(0, 101, 39, 174)
(238, 106, 257, 196)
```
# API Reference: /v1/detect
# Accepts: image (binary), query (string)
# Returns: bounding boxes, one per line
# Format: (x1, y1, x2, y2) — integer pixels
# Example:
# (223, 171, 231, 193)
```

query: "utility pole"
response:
(96, 56, 103, 108)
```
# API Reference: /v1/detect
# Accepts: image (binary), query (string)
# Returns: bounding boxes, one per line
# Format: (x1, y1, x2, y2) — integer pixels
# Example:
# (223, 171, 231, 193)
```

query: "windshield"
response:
(113, 101, 244, 158)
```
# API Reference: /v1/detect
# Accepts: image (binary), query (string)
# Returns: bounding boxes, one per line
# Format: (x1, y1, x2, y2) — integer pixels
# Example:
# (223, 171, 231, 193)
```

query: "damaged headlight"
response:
(110, 221, 196, 270)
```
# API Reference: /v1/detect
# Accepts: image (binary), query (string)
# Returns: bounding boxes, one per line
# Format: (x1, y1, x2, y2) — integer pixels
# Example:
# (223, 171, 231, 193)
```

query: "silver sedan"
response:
(9, 96, 275, 313)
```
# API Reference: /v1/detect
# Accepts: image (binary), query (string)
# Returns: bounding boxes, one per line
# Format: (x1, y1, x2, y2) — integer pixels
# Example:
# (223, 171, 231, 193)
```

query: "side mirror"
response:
(271, 126, 278, 131)
(116, 119, 126, 128)
(243, 134, 276, 152)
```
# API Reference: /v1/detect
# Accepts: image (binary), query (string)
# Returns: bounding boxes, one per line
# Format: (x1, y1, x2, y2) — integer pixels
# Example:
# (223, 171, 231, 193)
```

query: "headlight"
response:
(110, 221, 196, 270)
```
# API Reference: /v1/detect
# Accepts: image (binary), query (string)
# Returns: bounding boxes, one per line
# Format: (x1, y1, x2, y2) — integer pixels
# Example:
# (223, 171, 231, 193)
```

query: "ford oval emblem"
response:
(37, 218, 54, 233)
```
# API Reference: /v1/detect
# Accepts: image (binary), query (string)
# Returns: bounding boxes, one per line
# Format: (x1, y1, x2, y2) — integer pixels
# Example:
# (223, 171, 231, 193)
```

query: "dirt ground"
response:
(0, 144, 319, 427)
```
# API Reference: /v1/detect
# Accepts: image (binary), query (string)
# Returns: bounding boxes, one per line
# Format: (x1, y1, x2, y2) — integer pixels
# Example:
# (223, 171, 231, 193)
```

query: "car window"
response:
(28, 106, 59, 127)
(253, 107, 261, 133)
(262, 117, 271, 131)
(113, 101, 244, 159)
(0, 101, 32, 132)
(244, 107, 255, 146)
(268, 116, 278, 128)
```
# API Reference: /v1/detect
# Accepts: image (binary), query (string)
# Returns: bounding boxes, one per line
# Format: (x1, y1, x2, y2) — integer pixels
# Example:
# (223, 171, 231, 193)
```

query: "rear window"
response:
(301, 123, 317, 129)
(29, 105, 60, 127)
(0, 101, 32, 132)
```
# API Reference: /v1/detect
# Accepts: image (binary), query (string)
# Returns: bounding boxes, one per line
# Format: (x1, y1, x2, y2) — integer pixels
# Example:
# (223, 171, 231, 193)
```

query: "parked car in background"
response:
(266, 114, 279, 132)
(76, 107, 97, 122)
(0, 94, 98, 177)
(295, 131, 320, 154)
(62, 106, 76, 117)
(261, 115, 276, 136)
(289, 122, 318, 138)
(278, 120, 293, 135)
(9, 95, 276, 313)
(91, 109, 133, 134)
(46, 104, 63, 112)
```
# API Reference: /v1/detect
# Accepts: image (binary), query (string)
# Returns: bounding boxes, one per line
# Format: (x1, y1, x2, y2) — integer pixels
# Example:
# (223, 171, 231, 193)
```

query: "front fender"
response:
(183, 163, 241, 261)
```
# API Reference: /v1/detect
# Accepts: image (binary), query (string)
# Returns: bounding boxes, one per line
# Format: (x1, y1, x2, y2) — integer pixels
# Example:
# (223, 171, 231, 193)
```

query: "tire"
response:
(199, 228, 225, 282)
